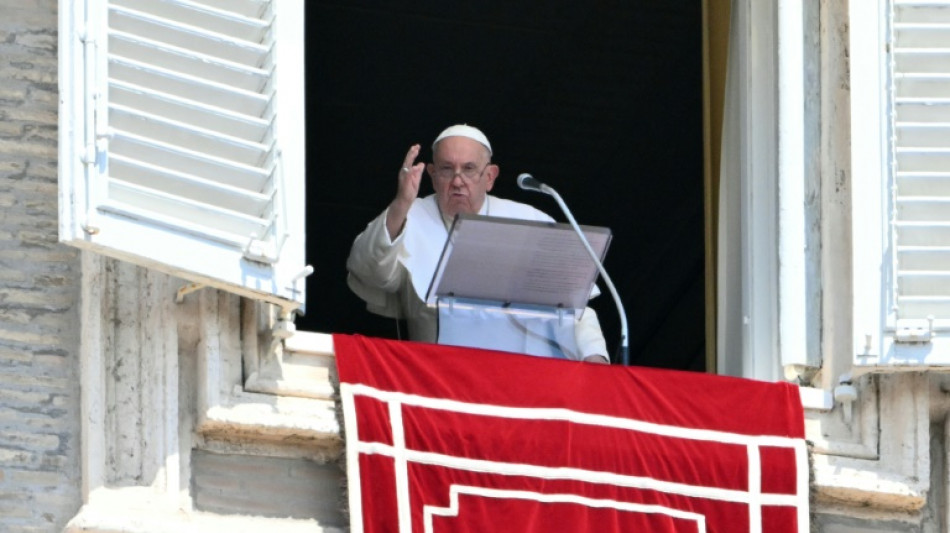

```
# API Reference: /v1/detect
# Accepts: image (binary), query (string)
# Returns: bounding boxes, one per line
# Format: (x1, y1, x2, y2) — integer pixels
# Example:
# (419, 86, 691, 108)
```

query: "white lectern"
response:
(426, 214, 611, 359)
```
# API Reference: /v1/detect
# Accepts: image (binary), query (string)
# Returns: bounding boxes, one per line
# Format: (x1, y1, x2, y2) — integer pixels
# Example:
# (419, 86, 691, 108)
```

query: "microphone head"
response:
(517, 173, 543, 191)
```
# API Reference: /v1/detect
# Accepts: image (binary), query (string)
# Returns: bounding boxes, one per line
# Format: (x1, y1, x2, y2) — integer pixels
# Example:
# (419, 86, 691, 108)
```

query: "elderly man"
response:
(346, 124, 609, 363)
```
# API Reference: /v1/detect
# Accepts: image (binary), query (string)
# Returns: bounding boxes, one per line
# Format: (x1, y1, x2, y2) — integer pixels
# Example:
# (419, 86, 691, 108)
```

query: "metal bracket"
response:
(894, 315, 935, 344)
(175, 282, 205, 304)
(833, 373, 858, 423)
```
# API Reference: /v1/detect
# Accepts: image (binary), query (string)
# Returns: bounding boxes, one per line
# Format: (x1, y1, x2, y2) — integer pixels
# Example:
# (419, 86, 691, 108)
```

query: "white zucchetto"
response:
(432, 124, 492, 155)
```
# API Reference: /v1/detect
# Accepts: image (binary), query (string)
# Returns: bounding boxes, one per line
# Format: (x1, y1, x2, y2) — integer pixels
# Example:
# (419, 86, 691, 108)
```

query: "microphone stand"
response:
(521, 177, 630, 365)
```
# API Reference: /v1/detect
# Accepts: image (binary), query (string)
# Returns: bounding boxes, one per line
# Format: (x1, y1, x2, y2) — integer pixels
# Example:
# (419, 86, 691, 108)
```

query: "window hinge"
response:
(894, 316, 935, 344)
(243, 235, 279, 264)
(243, 229, 289, 265)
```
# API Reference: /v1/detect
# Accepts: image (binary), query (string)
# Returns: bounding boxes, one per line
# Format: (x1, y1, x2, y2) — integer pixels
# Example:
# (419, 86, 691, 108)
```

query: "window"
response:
(852, 0, 950, 368)
(59, 0, 307, 309)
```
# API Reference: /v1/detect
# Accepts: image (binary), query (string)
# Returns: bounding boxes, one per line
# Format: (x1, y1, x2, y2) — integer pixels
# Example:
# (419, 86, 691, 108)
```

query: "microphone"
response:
(517, 173, 630, 366)
(517, 173, 549, 193)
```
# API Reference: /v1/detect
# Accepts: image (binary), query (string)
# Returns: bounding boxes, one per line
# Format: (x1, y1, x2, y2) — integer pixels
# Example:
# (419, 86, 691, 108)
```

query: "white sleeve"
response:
(346, 207, 408, 302)
(574, 306, 609, 360)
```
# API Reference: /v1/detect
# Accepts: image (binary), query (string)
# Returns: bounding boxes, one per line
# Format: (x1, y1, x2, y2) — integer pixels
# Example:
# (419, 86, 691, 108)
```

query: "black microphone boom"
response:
(518, 172, 630, 366)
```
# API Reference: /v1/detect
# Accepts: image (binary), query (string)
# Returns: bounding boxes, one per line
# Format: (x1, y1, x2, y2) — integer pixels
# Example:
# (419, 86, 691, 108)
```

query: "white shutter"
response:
(852, 0, 950, 367)
(59, 0, 308, 309)
(893, 1, 950, 328)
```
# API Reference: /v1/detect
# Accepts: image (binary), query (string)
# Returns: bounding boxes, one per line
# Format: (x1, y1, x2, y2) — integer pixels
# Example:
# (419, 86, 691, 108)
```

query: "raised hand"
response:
(386, 144, 426, 239)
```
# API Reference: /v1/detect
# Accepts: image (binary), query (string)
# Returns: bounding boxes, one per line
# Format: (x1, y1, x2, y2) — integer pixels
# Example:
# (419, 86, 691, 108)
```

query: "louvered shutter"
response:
(892, 1, 950, 335)
(59, 0, 307, 308)
(852, 0, 950, 367)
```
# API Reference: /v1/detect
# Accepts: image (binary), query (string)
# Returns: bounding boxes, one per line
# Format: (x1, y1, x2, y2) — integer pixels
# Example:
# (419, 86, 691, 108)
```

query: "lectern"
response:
(426, 214, 611, 359)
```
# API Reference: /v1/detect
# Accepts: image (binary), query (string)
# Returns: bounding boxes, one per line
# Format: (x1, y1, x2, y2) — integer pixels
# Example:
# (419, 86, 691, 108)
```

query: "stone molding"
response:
(808, 373, 930, 513)
(68, 256, 343, 531)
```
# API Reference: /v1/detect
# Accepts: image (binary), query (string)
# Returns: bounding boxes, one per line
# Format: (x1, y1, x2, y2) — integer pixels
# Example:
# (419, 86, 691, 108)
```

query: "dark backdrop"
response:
(299, 1, 706, 370)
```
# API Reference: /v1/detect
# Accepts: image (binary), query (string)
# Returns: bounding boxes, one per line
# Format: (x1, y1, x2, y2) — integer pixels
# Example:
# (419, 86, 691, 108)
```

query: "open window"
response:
(59, 0, 308, 310)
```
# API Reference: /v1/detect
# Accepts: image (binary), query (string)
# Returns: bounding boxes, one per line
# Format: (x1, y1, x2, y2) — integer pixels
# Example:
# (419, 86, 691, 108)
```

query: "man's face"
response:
(427, 136, 498, 218)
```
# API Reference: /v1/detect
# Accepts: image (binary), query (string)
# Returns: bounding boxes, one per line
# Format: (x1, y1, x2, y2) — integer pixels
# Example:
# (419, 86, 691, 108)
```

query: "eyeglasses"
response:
(433, 163, 490, 182)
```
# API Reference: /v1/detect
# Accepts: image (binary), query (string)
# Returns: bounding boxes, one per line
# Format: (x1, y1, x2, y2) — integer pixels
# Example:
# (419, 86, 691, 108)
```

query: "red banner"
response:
(335, 334, 808, 533)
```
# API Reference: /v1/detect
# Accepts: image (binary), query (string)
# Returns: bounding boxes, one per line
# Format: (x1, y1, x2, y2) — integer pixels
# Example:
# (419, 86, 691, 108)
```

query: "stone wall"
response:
(191, 450, 343, 524)
(0, 1, 84, 531)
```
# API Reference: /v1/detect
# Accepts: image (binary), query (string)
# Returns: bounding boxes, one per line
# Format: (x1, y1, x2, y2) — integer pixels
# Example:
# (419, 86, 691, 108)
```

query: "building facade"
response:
(0, 0, 947, 531)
